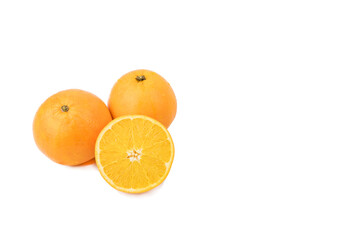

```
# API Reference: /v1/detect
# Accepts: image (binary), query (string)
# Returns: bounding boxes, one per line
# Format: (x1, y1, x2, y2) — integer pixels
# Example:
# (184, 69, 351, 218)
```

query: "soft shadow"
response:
(116, 181, 166, 197)
(72, 158, 96, 167)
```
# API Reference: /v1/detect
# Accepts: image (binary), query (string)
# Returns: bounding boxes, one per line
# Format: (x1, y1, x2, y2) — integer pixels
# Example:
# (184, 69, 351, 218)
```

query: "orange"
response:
(95, 115, 175, 193)
(108, 69, 177, 128)
(33, 89, 112, 166)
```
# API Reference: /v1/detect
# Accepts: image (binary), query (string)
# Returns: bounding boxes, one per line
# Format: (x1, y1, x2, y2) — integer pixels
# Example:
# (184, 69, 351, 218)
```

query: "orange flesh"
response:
(95, 115, 174, 193)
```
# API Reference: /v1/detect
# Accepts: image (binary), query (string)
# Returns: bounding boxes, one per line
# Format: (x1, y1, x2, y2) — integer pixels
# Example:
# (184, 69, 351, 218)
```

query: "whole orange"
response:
(108, 69, 177, 128)
(33, 89, 112, 166)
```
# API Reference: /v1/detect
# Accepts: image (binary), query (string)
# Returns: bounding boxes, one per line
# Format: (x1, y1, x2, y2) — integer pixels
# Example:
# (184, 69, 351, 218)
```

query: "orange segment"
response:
(95, 115, 175, 193)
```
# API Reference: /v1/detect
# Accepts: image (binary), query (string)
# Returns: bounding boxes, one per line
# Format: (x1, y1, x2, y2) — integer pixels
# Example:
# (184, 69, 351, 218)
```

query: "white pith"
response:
(127, 149, 142, 162)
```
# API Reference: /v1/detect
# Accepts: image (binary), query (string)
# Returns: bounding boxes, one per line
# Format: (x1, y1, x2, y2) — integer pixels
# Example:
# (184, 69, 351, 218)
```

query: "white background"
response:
(1, 0, 359, 239)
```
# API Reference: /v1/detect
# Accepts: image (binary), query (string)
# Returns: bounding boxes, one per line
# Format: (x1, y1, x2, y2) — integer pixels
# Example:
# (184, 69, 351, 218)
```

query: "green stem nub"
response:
(61, 105, 69, 112)
(136, 75, 146, 81)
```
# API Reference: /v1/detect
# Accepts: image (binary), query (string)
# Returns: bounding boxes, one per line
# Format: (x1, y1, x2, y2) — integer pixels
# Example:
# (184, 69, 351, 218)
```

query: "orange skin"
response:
(33, 89, 112, 166)
(108, 70, 177, 128)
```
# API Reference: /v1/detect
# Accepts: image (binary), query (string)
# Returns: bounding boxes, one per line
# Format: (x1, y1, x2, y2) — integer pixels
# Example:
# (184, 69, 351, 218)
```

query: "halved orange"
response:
(95, 115, 175, 193)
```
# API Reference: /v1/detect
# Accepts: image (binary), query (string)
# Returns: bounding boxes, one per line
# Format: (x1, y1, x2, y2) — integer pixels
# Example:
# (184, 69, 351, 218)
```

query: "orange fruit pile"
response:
(33, 70, 176, 193)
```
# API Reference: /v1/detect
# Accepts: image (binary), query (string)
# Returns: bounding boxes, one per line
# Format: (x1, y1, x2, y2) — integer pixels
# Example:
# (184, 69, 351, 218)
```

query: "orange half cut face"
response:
(95, 115, 175, 193)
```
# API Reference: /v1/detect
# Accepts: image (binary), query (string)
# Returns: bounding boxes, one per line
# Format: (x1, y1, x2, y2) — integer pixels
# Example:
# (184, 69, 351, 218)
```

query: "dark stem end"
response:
(136, 75, 146, 81)
(61, 105, 69, 112)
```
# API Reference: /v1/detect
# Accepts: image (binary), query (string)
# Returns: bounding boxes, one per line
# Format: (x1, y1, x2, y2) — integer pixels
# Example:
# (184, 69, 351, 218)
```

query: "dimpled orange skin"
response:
(33, 89, 112, 166)
(108, 70, 177, 128)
